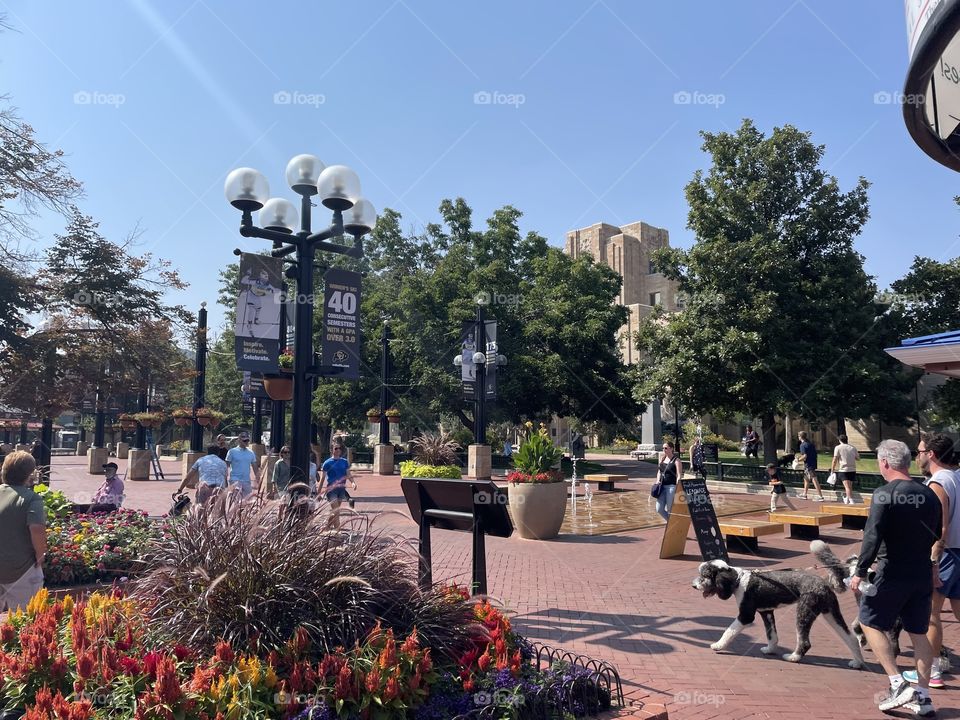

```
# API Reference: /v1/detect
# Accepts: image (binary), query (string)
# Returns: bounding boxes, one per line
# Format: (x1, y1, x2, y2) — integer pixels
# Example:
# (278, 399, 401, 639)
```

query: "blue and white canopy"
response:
(886, 330, 960, 378)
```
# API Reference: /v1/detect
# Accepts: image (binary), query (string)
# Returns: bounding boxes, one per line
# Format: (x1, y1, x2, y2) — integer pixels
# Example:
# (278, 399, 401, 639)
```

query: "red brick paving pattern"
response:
(48, 454, 959, 719)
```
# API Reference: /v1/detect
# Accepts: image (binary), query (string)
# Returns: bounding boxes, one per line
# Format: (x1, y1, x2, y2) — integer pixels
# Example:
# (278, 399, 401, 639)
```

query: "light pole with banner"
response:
(225, 156, 376, 486)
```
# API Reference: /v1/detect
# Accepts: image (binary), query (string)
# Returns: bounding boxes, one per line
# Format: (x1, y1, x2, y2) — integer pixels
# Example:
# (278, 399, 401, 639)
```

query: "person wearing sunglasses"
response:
(270, 446, 293, 497)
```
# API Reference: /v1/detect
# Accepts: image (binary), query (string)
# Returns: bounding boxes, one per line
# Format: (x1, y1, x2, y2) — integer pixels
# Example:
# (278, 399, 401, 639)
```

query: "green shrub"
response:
(410, 431, 460, 466)
(399, 460, 462, 479)
(683, 421, 740, 451)
(33, 483, 71, 522)
(513, 431, 562, 475)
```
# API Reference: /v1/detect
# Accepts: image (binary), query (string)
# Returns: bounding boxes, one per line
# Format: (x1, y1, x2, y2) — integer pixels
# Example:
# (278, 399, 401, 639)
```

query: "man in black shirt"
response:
(853, 439, 941, 716)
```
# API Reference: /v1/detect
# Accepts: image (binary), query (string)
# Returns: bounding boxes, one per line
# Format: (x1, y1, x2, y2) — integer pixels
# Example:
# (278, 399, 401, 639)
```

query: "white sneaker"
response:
(812, 496, 825, 501)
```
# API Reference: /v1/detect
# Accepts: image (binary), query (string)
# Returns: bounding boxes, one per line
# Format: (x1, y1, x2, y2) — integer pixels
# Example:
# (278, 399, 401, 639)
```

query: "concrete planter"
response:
(508, 481, 567, 539)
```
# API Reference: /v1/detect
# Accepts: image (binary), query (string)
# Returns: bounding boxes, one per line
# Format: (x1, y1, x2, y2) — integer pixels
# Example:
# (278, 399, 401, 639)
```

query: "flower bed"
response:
(0, 588, 617, 720)
(44, 510, 161, 588)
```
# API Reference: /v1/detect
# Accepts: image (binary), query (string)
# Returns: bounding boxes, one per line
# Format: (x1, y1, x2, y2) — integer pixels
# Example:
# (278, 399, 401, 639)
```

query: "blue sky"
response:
(3, 0, 955, 331)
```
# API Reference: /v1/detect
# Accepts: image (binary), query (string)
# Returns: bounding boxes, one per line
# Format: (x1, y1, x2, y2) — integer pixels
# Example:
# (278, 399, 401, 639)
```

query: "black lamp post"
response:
(269, 284, 288, 454)
(225, 156, 377, 484)
(190, 303, 208, 452)
(453, 297, 507, 446)
(93, 387, 106, 448)
(379, 322, 392, 446)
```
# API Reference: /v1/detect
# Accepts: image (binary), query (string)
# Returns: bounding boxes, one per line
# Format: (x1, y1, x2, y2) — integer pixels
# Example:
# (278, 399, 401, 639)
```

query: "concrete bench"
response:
(718, 518, 785, 553)
(820, 503, 870, 530)
(629, 445, 658, 460)
(768, 510, 841, 540)
(584, 473, 626, 491)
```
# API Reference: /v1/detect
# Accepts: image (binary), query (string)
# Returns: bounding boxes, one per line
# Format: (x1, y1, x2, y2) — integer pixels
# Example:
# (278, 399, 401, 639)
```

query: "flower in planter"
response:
(278, 350, 294, 370)
(509, 432, 563, 483)
(384, 407, 401, 418)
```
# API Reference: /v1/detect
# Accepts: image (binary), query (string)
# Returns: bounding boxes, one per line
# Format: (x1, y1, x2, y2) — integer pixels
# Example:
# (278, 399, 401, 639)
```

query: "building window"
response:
(675, 293, 685, 309)
(649, 260, 656, 274)
(649, 292, 661, 307)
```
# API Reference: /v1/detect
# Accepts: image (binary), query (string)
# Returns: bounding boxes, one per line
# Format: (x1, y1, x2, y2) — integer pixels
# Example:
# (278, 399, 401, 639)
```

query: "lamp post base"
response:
(127, 449, 151, 481)
(76, 441, 89, 457)
(374, 444, 394, 475)
(467, 444, 492, 480)
(87, 447, 109, 475)
(116, 442, 130, 459)
(251, 443, 266, 469)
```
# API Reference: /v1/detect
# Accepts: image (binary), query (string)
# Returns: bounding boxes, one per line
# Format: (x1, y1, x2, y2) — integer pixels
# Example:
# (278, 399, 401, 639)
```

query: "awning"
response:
(886, 330, 960, 377)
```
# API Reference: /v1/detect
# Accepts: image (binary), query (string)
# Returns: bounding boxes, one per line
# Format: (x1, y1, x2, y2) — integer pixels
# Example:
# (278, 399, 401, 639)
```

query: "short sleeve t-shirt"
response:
(833, 443, 858, 472)
(225, 447, 257, 484)
(0, 485, 45, 584)
(192, 454, 228, 486)
(799, 441, 817, 470)
(322, 457, 350, 489)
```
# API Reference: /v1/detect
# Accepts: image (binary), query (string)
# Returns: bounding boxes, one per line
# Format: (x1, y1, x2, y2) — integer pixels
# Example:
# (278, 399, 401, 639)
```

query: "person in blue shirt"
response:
(319, 444, 357, 529)
(225, 431, 260, 498)
(797, 431, 825, 501)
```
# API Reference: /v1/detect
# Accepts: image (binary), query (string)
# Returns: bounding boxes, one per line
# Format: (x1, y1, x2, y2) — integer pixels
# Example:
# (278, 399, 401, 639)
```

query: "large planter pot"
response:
(387, 416, 400, 424)
(508, 481, 567, 540)
(174, 417, 190, 426)
(263, 375, 294, 401)
(196, 415, 212, 427)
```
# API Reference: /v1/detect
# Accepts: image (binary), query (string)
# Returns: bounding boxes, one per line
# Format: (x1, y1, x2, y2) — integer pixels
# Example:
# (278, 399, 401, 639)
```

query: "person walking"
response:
(797, 431, 825, 501)
(655, 442, 682, 521)
(903, 432, 960, 690)
(766, 463, 797, 512)
(270, 446, 293, 498)
(853, 439, 941, 716)
(832, 434, 860, 504)
(690, 436, 706, 478)
(0, 451, 46, 612)
(743, 425, 760, 459)
(225, 431, 260, 498)
(214, 434, 229, 461)
(177, 445, 228, 507)
(319, 444, 357, 529)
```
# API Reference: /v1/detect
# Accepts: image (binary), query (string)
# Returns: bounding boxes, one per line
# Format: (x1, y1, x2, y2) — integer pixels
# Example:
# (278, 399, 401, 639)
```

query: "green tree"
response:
(636, 120, 911, 462)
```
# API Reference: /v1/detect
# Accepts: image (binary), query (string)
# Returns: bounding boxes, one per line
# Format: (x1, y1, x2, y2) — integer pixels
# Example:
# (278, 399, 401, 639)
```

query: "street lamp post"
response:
(269, 283, 288, 455)
(190, 303, 208, 453)
(379, 322, 391, 446)
(453, 296, 507, 478)
(225, 156, 376, 484)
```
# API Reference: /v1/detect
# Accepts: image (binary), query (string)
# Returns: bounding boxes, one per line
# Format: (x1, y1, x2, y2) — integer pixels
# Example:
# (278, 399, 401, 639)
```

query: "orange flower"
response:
(214, 641, 235, 665)
(477, 653, 491, 672)
(400, 627, 419, 655)
(365, 665, 381, 694)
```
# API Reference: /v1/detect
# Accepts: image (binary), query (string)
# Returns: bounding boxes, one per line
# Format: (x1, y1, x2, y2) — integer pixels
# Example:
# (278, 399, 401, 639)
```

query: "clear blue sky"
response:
(3, 0, 955, 331)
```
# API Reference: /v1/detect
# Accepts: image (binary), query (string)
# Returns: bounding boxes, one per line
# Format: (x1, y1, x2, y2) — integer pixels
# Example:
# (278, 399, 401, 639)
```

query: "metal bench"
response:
(768, 510, 841, 540)
(629, 444, 658, 460)
(583, 473, 626, 491)
(717, 518, 784, 553)
(820, 503, 870, 530)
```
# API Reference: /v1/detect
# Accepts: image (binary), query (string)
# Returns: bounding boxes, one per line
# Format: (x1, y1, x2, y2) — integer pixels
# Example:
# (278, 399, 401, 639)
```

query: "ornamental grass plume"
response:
(130, 492, 477, 660)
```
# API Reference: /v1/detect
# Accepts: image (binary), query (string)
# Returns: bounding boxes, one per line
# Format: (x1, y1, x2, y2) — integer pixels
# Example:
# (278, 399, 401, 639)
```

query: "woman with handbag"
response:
(653, 442, 683, 521)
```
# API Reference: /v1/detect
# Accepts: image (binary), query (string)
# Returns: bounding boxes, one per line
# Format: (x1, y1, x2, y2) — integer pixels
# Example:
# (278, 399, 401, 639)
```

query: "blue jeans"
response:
(656, 484, 677, 521)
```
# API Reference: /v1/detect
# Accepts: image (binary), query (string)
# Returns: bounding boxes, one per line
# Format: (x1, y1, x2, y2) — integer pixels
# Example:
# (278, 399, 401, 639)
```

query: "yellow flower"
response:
(524, 421, 533, 428)
(264, 666, 278, 689)
(26, 589, 49, 617)
(61, 595, 74, 614)
(237, 656, 261, 684)
(227, 673, 241, 693)
(210, 676, 226, 701)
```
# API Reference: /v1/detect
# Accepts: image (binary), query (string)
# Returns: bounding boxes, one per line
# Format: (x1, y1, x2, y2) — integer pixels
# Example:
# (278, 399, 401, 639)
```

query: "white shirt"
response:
(833, 443, 858, 472)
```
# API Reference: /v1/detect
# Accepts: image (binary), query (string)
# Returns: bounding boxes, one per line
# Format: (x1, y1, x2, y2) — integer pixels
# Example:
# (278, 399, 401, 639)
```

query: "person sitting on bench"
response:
(72, 462, 125, 513)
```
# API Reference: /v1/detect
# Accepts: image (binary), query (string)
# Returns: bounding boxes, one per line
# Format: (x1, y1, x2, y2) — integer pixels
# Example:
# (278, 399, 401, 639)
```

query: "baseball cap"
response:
(103, 462, 119, 470)
(238, 431, 250, 440)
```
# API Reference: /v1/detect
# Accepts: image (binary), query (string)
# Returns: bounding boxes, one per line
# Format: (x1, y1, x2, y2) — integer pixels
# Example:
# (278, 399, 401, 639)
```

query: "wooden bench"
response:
(718, 518, 784, 553)
(820, 503, 870, 530)
(768, 511, 841, 540)
(584, 473, 626, 491)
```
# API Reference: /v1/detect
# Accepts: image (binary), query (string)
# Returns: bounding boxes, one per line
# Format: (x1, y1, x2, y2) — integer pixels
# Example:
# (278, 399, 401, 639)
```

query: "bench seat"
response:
(718, 518, 784, 553)
(768, 510, 841, 540)
(820, 503, 870, 529)
(583, 473, 626, 491)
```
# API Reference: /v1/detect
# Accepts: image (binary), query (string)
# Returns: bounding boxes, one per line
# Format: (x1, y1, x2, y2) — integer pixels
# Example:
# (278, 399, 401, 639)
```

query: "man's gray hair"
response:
(877, 439, 912, 471)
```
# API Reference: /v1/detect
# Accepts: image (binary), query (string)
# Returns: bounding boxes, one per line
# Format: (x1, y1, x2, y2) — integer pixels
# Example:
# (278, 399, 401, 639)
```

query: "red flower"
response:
(172, 644, 192, 662)
(119, 656, 141, 676)
(1, 623, 16, 644)
(365, 665, 381, 694)
(154, 656, 183, 705)
(378, 634, 397, 670)
(477, 653, 491, 672)
(383, 676, 399, 701)
(142, 650, 163, 679)
(76, 650, 96, 680)
(463, 677, 475, 692)
(213, 641, 234, 665)
(334, 665, 354, 701)
(400, 628, 420, 655)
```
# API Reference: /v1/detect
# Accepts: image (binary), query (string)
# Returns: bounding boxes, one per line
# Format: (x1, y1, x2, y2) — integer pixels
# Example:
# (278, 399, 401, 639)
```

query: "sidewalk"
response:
(47, 455, 959, 719)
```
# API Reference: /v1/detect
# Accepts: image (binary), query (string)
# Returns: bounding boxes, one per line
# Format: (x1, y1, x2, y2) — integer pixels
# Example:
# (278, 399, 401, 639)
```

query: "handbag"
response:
(650, 481, 663, 499)
(826, 472, 838, 486)
(791, 457, 803, 471)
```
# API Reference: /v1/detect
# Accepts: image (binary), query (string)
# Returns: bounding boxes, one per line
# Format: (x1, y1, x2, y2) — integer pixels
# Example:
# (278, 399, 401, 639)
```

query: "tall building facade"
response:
(564, 221, 680, 365)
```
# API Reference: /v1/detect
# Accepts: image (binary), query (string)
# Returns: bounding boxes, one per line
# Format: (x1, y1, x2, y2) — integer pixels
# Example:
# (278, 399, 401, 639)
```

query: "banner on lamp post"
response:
(322, 268, 362, 381)
(234, 253, 284, 374)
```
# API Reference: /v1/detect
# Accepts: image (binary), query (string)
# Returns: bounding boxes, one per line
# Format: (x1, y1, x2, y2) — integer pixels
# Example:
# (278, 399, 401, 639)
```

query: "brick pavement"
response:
(46, 454, 960, 719)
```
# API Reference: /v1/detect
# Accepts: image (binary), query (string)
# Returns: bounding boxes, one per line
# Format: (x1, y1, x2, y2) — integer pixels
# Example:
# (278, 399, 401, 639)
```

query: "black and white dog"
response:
(692, 541, 865, 668)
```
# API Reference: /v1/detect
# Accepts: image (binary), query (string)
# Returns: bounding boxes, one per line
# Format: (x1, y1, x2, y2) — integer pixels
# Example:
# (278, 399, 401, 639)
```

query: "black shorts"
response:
(837, 471, 856, 483)
(859, 575, 932, 634)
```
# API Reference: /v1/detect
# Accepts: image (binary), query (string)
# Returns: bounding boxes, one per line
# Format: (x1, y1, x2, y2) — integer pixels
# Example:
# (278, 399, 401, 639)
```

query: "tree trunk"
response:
(762, 411, 778, 465)
(836, 415, 846, 438)
(783, 413, 792, 453)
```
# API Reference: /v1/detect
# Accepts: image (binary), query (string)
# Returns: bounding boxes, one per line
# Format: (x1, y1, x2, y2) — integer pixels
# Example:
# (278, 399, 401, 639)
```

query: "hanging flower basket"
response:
(366, 408, 381, 424)
(132, 412, 165, 429)
(118, 414, 137, 430)
(174, 417, 190, 427)
(263, 375, 294, 402)
(385, 408, 401, 424)
(172, 408, 192, 426)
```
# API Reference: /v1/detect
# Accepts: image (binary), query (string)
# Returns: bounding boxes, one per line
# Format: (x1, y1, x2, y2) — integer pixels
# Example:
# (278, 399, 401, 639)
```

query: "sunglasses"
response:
(280, 451, 290, 455)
